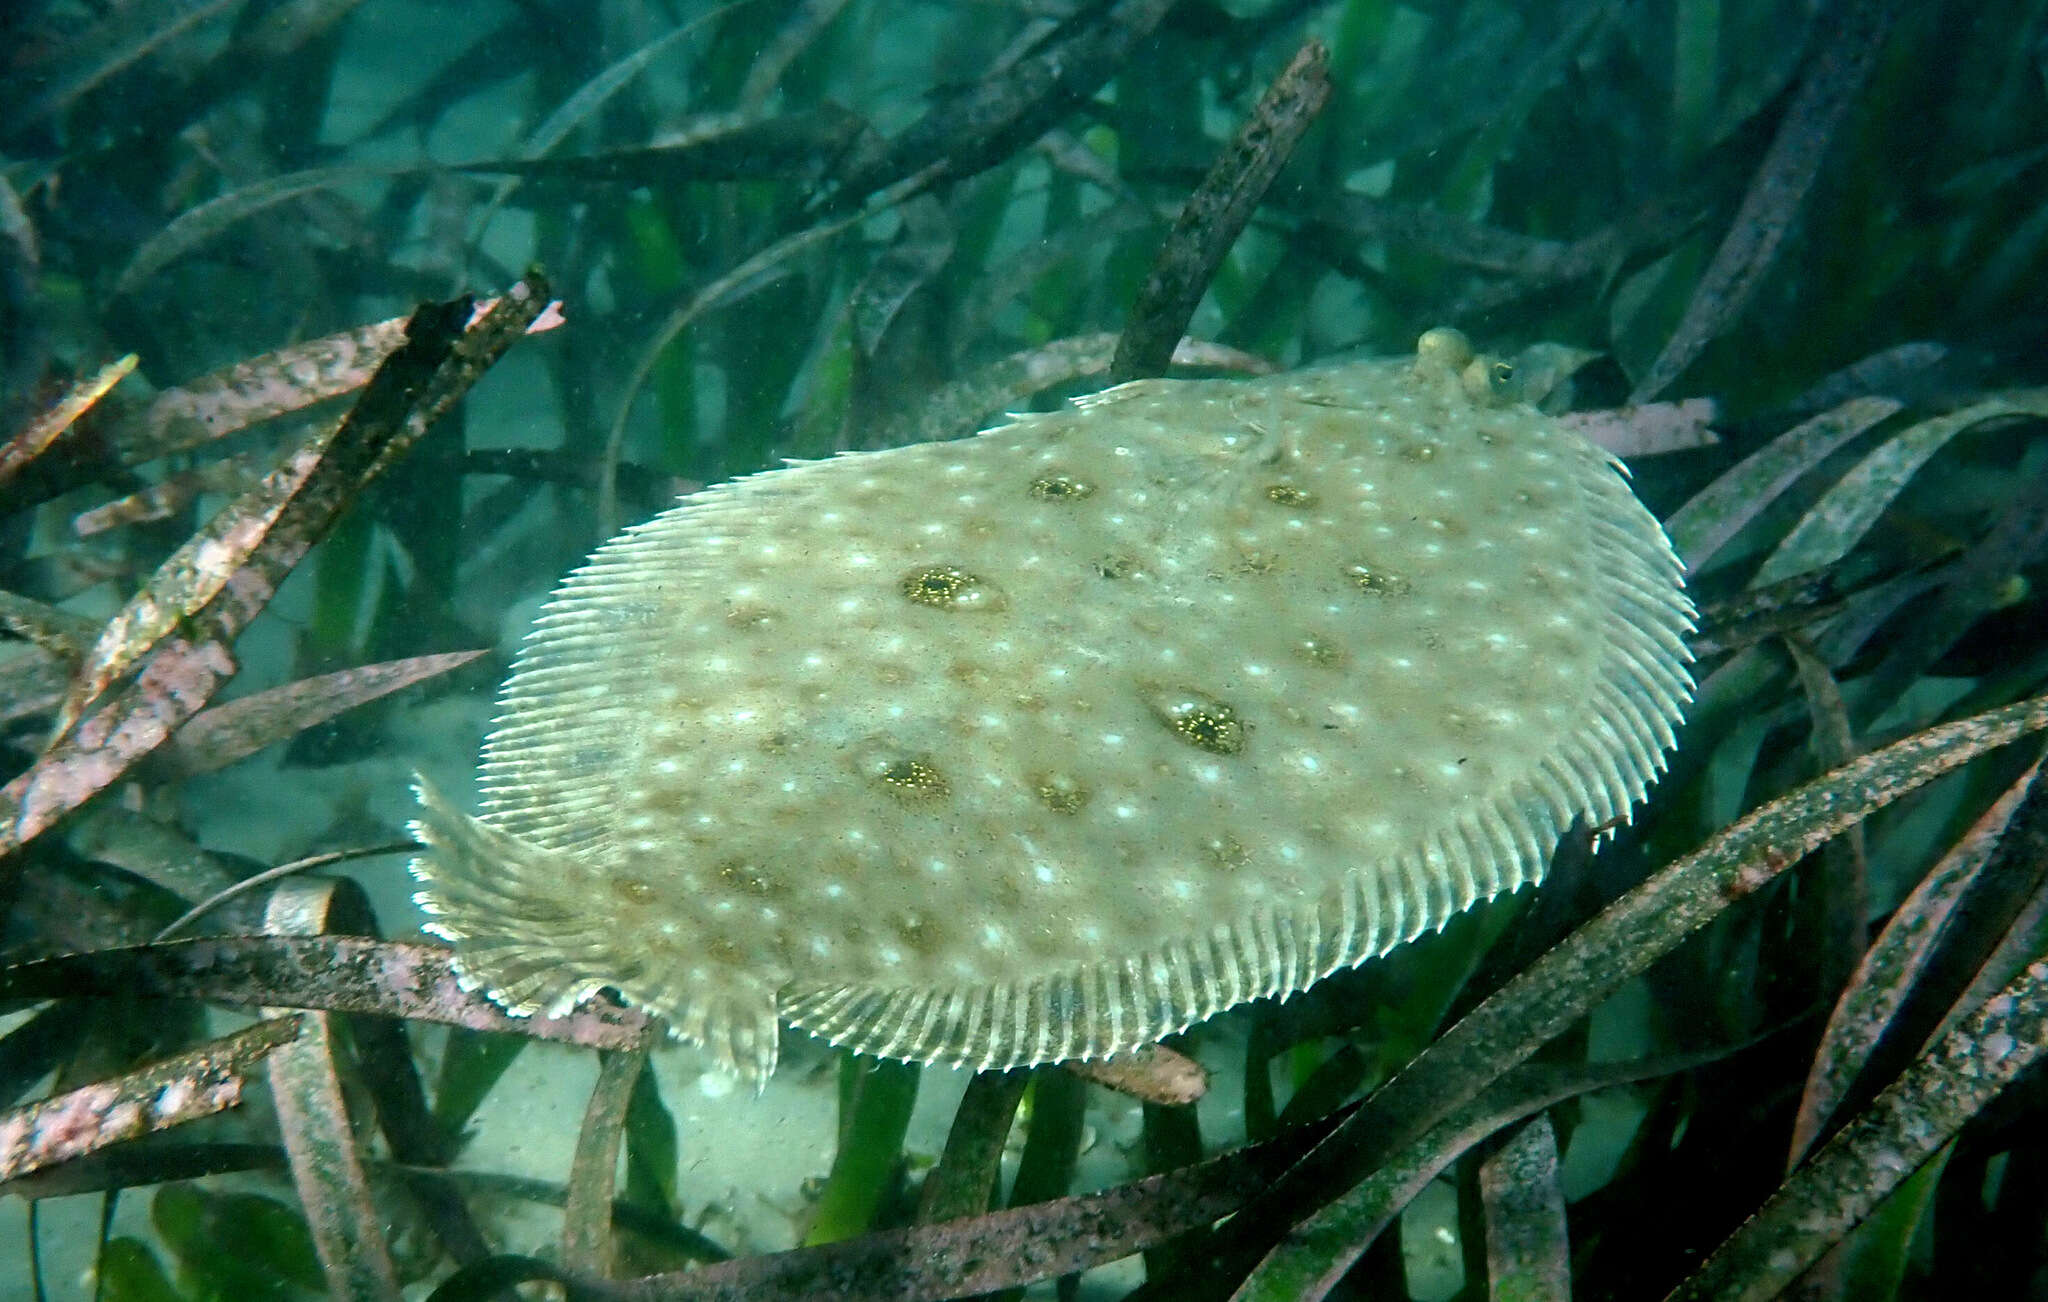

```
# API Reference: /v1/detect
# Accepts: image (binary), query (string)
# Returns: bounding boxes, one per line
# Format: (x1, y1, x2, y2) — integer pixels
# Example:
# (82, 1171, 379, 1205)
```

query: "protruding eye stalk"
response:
(1414, 326, 1519, 407)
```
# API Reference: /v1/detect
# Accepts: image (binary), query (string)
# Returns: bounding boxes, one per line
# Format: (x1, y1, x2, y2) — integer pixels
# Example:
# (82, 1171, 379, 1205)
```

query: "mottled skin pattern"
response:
(411, 329, 1695, 1087)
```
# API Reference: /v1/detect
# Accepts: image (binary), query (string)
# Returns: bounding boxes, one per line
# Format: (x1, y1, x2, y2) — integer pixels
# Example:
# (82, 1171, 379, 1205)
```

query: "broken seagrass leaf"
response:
(1477, 1114, 1569, 1300)
(74, 447, 283, 536)
(1067, 1043, 1208, 1106)
(0, 1016, 302, 1183)
(1751, 391, 2048, 589)
(1558, 398, 1721, 459)
(410, 328, 1697, 1088)
(0, 353, 136, 492)
(119, 296, 565, 467)
(1662, 395, 1901, 574)
(1221, 693, 2048, 1302)
(0, 938, 650, 1050)
(260, 879, 402, 1297)
(0, 284, 545, 859)
(1788, 754, 2043, 1168)
(154, 650, 488, 779)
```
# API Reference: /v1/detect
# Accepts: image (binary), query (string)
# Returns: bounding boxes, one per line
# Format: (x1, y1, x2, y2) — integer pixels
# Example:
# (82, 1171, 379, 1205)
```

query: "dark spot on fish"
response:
(1030, 473, 1095, 501)
(901, 565, 1005, 611)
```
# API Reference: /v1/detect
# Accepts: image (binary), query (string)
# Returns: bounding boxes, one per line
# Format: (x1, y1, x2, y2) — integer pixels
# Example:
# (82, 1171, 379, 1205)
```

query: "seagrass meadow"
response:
(2, 0, 2047, 1299)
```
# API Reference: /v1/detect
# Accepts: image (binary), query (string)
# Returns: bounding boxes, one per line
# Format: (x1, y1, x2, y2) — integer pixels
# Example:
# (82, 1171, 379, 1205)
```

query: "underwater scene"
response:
(3, 0, 2047, 1297)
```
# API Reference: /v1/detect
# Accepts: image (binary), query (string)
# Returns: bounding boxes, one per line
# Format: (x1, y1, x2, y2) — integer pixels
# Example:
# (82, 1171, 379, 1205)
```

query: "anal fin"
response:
(409, 773, 782, 1088)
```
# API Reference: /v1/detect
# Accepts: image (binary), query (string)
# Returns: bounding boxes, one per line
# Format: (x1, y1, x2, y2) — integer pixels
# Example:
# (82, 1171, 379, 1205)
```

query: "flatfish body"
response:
(411, 329, 1695, 1086)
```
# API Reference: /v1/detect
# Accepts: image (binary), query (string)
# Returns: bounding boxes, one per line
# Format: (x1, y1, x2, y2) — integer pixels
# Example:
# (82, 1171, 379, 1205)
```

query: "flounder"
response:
(411, 328, 1695, 1087)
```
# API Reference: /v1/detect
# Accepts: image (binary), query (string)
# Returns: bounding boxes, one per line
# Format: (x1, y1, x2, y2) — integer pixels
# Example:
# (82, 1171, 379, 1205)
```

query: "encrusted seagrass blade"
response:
(415, 328, 1694, 1084)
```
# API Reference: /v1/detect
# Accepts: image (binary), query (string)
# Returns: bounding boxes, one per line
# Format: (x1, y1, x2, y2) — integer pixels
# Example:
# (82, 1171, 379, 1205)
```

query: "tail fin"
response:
(408, 773, 782, 1087)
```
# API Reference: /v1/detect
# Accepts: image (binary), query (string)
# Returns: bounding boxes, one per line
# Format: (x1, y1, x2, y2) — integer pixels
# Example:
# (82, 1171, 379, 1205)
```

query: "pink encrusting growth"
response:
(0, 1016, 300, 1181)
